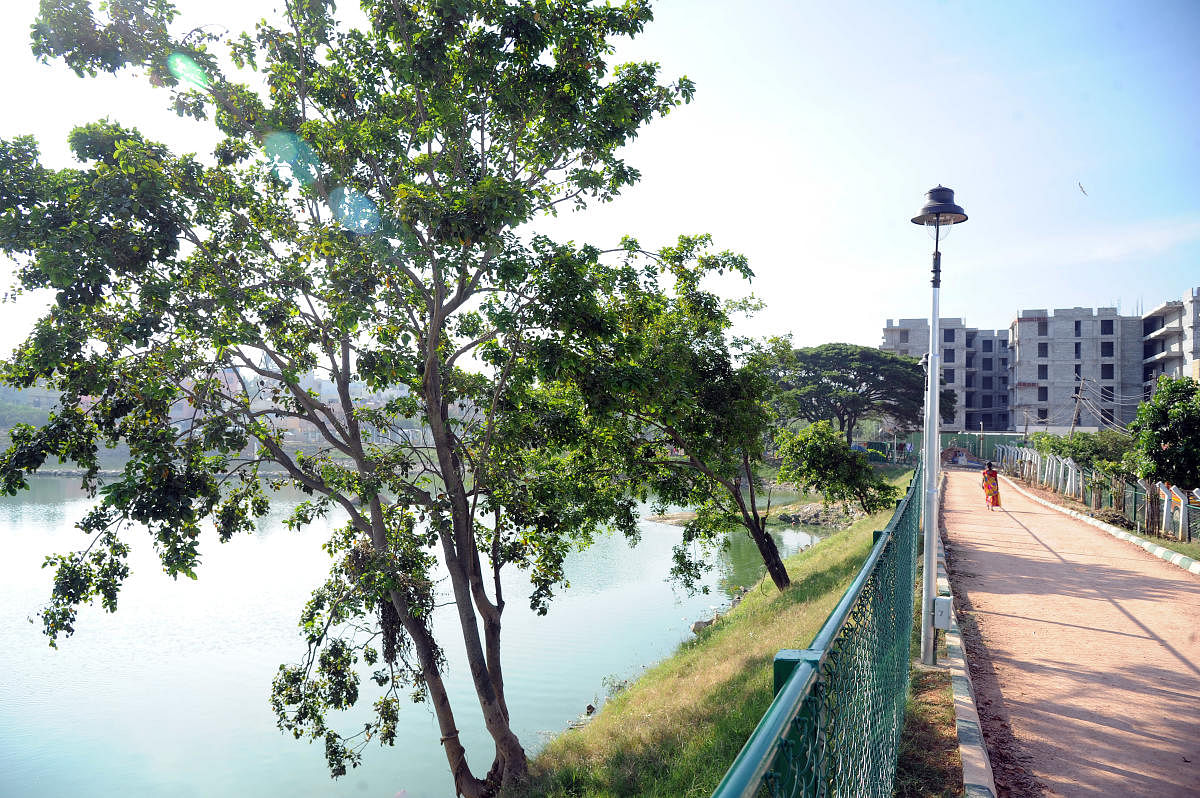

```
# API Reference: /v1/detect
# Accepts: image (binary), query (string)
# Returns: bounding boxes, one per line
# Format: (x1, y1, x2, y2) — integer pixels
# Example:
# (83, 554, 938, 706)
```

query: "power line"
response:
(1076, 394, 1134, 436)
(1066, 371, 1147, 405)
(1013, 404, 1075, 428)
(1075, 379, 1146, 406)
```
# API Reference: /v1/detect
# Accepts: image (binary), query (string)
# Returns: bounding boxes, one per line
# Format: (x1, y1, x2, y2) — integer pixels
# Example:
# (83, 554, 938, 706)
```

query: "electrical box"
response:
(933, 596, 954, 630)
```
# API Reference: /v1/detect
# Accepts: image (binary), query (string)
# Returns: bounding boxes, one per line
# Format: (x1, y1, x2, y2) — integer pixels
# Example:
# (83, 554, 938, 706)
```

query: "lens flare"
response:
(166, 52, 209, 90)
(329, 187, 380, 234)
(263, 131, 321, 186)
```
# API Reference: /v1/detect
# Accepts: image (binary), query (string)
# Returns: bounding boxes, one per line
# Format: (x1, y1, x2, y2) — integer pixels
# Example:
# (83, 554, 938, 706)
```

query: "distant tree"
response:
(0, 1, 698, 794)
(1028, 429, 1133, 473)
(0, 397, 52, 430)
(767, 343, 954, 444)
(1123, 377, 1200, 488)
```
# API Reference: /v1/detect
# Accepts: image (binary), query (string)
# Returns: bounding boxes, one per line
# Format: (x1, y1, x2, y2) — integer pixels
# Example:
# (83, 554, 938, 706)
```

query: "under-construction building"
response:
(1007, 307, 1143, 434)
(881, 318, 1011, 431)
(1141, 287, 1200, 392)
(880, 285, 1199, 434)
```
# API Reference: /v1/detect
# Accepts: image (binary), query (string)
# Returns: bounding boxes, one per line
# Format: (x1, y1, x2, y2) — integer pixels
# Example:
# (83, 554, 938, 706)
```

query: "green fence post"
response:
(774, 649, 823, 695)
(774, 650, 806, 696)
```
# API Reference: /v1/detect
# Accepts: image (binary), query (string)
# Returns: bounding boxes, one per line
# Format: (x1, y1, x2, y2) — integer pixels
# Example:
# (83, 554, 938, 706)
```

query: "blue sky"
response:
(1, 0, 1198, 354)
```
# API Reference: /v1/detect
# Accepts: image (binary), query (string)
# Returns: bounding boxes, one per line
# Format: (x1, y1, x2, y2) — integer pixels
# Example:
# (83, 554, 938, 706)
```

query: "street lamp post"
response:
(911, 185, 967, 666)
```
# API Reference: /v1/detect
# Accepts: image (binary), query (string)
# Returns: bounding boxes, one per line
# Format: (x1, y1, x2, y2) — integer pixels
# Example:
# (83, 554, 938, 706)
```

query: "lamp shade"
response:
(911, 185, 967, 225)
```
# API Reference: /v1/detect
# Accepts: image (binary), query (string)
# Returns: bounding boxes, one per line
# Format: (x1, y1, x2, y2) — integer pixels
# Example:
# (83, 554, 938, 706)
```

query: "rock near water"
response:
(775, 502, 864, 528)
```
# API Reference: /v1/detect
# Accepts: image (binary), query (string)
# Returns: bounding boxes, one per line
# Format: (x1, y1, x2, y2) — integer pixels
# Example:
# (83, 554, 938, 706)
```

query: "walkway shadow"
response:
(983, 654, 1200, 797)
(944, 507, 1200, 679)
(942, 539, 1047, 798)
(941, 473, 1200, 798)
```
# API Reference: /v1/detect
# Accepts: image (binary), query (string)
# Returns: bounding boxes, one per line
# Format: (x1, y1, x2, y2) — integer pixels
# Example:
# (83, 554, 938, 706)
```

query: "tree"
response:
(0, 2, 696, 795)
(569, 264, 900, 593)
(775, 421, 899, 513)
(767, 342, 954, 444)
(1124, 376, 1200, 489)
(1028, 428, 1133, 473)
(567, 240, 796, 589)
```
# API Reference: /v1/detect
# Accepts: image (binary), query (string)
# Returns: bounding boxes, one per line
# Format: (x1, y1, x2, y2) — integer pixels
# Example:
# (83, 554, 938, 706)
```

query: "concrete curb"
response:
(1000, 475, 1200, 577)
(936, 475, 998, 798)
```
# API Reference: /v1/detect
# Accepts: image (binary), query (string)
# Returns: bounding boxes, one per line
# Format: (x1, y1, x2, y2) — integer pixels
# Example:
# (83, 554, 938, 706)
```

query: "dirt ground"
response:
(939, 469, 1200, 798)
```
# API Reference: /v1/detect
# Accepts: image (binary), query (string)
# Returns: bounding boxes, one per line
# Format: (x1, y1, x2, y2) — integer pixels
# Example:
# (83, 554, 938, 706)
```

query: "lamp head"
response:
(911, 185, 967, 226)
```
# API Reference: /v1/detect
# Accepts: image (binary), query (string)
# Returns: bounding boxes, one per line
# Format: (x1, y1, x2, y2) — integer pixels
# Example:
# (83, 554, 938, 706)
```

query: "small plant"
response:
(1092, 508, 1134, 530)
(600, 674, 632, 699)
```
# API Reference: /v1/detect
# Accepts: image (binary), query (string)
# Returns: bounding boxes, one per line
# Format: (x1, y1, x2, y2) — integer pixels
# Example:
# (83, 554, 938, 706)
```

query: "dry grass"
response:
(894, 668, 962, 798)
(522, 473, 915, 798)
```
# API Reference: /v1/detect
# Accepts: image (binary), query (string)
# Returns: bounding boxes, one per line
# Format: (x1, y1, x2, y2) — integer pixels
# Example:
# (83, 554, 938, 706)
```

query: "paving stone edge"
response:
(999, 474, 1200, 577)
(936, 473, 997, 798)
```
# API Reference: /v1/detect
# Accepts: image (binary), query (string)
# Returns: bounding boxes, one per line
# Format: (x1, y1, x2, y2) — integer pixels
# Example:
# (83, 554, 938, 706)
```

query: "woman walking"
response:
(981, 461, 1001, 510)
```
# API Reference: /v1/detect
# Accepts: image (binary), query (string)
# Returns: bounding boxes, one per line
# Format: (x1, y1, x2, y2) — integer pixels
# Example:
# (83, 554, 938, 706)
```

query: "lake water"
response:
(0, 479, 819, 797)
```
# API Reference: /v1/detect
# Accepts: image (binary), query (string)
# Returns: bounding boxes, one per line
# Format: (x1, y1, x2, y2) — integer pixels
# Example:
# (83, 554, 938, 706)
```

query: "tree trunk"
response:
(429, 454, 529, 796)
(482, 615, 510, 721)
(749, 520, 791, 590)
(421, 340, 528, 796)
(1147, 490, 1161, 534)
(395, 597, 488, 798)
(733, 456, 790, 591)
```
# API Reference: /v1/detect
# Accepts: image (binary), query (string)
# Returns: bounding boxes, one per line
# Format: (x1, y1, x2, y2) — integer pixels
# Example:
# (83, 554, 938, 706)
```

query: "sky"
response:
(1, 0, 1198, 357)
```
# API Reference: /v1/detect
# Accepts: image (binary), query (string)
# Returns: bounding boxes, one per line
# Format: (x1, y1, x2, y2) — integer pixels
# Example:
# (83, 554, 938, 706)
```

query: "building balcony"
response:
(1142, 349, 1184, 365)
(1143, 299, 1184, 322)
(1145, 324, 1184, 342)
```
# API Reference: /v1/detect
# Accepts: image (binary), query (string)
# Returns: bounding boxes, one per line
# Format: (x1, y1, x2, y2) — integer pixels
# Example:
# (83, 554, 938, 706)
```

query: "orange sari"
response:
(981, 468, 1001, 508)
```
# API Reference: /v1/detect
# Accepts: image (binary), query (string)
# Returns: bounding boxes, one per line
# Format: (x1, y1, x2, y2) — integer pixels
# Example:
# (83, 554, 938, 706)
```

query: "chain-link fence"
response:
(711, 466, 922, 798)
(1117, 481, 1150, 531)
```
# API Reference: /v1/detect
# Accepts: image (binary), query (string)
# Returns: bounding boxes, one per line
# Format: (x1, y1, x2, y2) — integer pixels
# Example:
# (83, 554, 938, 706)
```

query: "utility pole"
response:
(1068, 377, 1085, 438)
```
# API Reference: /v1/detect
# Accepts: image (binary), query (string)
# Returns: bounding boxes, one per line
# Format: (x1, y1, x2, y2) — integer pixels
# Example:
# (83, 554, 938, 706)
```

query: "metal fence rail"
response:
(711, 466, 923, 798)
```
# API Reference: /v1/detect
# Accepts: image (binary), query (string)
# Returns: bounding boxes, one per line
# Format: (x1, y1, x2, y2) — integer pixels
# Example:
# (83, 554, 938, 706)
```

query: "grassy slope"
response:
(525, 473, 915, 798)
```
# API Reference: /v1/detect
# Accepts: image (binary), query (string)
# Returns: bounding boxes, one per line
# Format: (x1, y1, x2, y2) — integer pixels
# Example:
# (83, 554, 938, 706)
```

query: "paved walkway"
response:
(940, 469, 1200, 798)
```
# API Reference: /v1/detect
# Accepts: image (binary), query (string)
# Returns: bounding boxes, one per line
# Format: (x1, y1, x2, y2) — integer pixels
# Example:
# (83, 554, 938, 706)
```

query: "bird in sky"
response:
(1078, 181, 1088, 196)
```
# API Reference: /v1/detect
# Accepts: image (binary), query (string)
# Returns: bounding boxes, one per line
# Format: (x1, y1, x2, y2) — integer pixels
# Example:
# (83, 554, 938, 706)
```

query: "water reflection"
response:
(0, 478, 821, 798)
